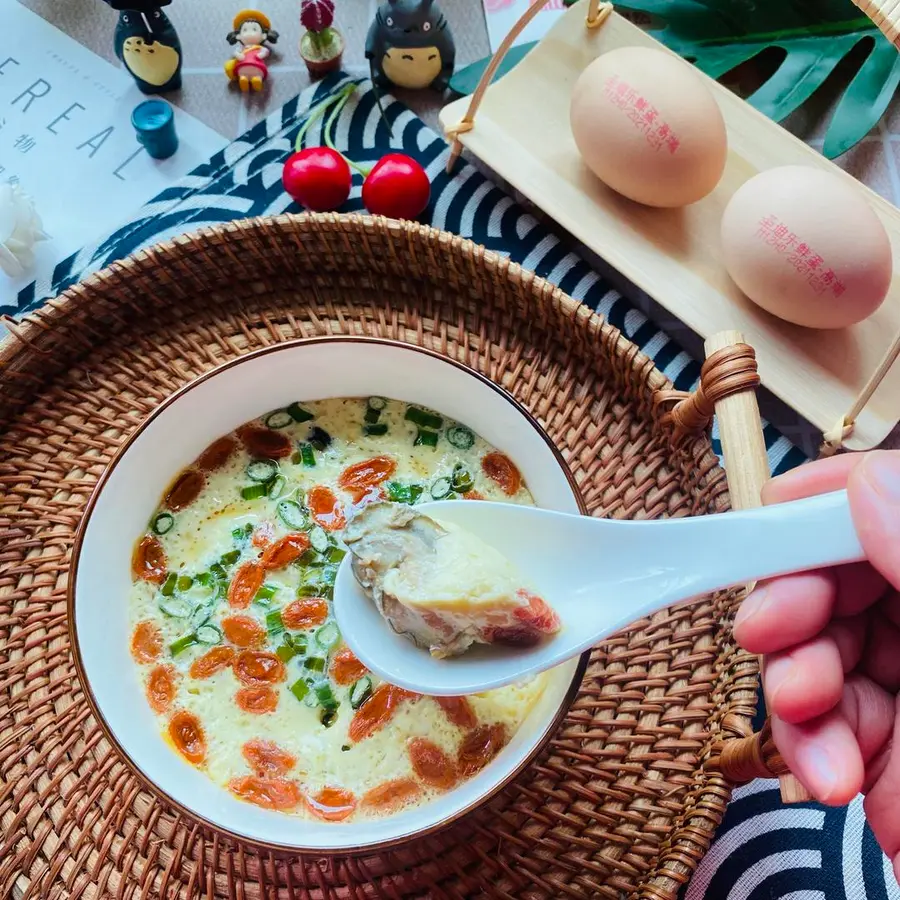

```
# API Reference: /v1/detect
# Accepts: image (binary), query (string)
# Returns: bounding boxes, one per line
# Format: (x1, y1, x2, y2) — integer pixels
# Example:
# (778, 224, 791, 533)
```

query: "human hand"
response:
(734, 450, 900, 879)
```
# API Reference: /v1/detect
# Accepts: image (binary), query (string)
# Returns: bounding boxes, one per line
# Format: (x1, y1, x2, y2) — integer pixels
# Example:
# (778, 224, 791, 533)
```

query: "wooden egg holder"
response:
(439, 0, 900, 454)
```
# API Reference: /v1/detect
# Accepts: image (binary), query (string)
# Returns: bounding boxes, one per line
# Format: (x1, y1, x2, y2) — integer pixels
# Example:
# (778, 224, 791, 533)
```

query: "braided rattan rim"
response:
(67, 334, 592, 856)
(0, 213, 759, 900)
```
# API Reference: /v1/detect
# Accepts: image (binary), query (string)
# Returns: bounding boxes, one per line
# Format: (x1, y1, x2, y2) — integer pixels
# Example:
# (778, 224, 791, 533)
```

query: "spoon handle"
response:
(667, 489, 863, 602)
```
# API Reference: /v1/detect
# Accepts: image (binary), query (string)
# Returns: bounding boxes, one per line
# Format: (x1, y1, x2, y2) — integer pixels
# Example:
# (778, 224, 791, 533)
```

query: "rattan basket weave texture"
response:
(0, 215, 758, 900)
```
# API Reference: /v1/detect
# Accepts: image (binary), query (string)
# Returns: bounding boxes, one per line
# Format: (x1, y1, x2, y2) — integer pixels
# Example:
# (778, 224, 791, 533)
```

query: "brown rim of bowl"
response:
(68, 335, 590, 856)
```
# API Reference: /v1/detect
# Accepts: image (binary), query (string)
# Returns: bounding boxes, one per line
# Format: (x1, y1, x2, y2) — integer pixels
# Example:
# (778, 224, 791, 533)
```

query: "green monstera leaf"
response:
(450, 42, 537, 98)
(449, 0, 900, 158)
(620, 0, 900, 158)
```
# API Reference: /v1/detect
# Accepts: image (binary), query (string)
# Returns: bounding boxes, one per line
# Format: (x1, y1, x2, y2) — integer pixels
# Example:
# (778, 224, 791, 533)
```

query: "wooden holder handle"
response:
(443, 0, 613, 172)
(702, 331, 811, 803)
(658, 331, 812, 801)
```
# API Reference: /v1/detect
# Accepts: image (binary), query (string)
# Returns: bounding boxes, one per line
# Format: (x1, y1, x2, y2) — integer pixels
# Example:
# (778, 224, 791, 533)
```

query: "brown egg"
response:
(721, 166, 892, 329)
(569, 47, 727, 208)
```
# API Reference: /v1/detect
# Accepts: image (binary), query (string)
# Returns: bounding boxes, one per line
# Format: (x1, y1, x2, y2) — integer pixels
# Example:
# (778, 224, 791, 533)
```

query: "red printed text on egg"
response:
(754, 214, 847, 298)
(602, 75, 681, 154)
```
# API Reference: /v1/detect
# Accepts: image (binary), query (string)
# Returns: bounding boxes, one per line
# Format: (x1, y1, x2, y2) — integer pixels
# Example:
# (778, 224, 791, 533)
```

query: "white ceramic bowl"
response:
(70, 337, 587, 853)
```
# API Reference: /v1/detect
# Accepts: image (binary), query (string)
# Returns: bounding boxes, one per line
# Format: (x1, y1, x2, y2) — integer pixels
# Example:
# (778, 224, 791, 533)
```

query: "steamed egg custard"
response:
(344, 502, 561, 658)
(128, 397, 548, 820)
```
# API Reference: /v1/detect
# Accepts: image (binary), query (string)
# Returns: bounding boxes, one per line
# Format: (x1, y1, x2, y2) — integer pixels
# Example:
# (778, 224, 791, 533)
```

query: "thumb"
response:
(848, 451, 900, 590)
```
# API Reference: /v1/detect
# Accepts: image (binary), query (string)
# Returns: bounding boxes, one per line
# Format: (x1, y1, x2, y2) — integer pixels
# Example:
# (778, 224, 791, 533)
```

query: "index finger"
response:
(762, 453, 862, 506)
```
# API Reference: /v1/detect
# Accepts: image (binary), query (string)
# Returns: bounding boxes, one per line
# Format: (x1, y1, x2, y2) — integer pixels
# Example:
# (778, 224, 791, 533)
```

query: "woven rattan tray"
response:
(0, 215, 776, 900)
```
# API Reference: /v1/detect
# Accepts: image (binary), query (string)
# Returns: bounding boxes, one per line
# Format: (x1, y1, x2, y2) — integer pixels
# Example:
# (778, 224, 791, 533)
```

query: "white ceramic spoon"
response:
(333, 490, 863, 696)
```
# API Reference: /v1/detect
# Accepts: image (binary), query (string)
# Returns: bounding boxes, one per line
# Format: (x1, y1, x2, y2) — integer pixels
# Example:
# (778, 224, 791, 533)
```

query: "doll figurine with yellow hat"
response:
(225, 10, 279, 92)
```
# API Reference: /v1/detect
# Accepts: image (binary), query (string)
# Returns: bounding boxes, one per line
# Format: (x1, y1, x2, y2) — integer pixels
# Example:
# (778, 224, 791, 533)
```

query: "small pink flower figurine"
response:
(299, 0, 345, 77)
(224, 9, 280, 93)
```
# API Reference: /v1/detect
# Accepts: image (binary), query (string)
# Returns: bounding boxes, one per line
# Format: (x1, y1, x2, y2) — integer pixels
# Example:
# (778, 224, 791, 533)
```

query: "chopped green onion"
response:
(297, 584, 325, 598)
(304, 656, 326, 672)
(189, 577, 218, 603)
(326, 546, 346, 564)
(299, 565, 325, 587)
(303, 683, 319, 707)
(161, 572, 177, 597)
(297, 548, 322, 567)
(196, 571, 213, 587)
(446, 426, 475, 450)
(415, 429, 439, 448)
(241, 483, 268, 501)
(430, 476, 452, 500)
(451, 464, 474, 494)
(170, 633, 198, 656)
(246, 459, 278, 482)
(315, 621, 340, 649)
(254, 583, 278, 605)
(320, 707, 338, 728)
(159, 595, 191, 618)
(276, 632, 305, 662)
(287, 402, 314, 423)
(232, 522, 253, 543)
(267, 474, 287, 499)
(190, 604, 213, 630)
(152, 512, 174, 535)
(364, 406, 381, 425)
(308, 526, 329, 554)
(289, 678, 310, 702)
(266, 609, 284, 637)
(277, 499, 308, 530)
(367, 397, 387, 411)
(405, 406, 443, 429)
(265, 410, 293, 429)
(220, 549, 241, 567)
(341, 744, 351, 751)
(349, 676, 373, 709)
(314, 681, 338, 709)
(176, 574, 194, 592)
(209, 562, 227, 581)
(321, 566, 338, 586)
(364, 423, 388, 436)
(386, 481, 424, 504)
(299, 443, 316, 467)
(308, 427, 331, 451)
(196, 624, 222, 645)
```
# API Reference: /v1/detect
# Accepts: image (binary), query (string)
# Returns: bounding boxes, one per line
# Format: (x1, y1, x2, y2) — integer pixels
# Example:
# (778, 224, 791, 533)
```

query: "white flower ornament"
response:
(0, 183, 49, 278)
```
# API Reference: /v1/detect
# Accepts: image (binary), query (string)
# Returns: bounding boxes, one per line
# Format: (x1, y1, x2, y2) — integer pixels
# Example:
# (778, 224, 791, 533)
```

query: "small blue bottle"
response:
(131, 99, 178, 159)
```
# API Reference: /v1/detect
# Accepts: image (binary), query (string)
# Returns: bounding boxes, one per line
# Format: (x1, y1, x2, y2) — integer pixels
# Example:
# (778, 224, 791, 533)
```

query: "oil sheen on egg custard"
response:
(128, 397, 548, 820)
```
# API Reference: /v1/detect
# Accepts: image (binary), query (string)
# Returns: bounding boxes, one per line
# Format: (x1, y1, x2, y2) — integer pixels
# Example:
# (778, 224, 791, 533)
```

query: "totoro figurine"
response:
(366, 0, 455, 92)
(101, 1, 183, 94)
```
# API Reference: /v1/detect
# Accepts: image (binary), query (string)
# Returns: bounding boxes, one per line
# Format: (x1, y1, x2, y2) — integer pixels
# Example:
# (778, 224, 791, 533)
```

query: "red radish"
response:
(282, 147, 351, 212)
(362, 154, 430, 220)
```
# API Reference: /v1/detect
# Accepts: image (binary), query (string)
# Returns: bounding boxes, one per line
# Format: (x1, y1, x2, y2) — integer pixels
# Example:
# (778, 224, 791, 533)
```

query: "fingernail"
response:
(802, 744, 838, 800)
(763, 655, 796, 702)
(735, 585, 770, 629)
(861, 452, 900, 504)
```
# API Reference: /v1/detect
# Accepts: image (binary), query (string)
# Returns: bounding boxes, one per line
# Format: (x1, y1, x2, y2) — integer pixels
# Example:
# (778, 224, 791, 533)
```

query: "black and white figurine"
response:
(101, 0, 183, 94)
(366, 0, 455, 92)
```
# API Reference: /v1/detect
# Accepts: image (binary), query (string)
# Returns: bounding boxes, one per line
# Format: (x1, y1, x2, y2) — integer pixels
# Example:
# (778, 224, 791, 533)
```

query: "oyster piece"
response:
(343, 501, 560, 658)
